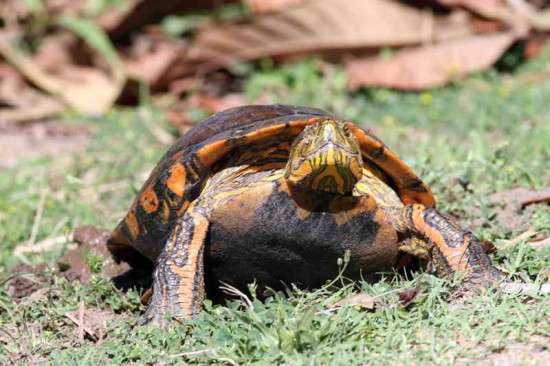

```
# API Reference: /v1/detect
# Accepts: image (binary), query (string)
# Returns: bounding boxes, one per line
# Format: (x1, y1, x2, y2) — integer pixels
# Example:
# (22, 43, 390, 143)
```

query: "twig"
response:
(14, 235, 72, 255)
(64, 311, 97, 341)
(170, 349, 211, 358)
(498, 229, 538, 250)
(78, 301, 85, 343)
(138, 107, 176, 145)
(27, 188, 48, 248)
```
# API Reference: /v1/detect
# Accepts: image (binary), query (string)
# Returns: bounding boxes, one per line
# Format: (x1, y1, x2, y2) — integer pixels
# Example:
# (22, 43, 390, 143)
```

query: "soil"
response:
(8, 264, 48, 301)
(59, 225, 152, 290)
(0, 121, 91, 169)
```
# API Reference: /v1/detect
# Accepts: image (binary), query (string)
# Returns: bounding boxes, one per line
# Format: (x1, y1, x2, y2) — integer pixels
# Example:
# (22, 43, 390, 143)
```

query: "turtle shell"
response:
(109, 105, 435, 263)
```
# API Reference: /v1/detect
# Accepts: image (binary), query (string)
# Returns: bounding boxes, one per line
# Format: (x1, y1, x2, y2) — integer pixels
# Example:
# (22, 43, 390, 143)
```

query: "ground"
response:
(0, 53, 549, 365)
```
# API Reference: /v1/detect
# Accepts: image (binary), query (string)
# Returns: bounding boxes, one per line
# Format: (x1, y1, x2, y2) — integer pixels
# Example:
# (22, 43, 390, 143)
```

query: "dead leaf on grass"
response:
(528, 236, 550, 250)
(490, 187, 550, 208)
(0, 25, 125, 115)
(185, 0, 464, 74)
(124, 36, 188, 91)
(245, 0, 306, 14)
(108, 0, 238, 39)
(398, 288, 419, 307)
(437, 0, 550, 32)
(347, 32, 517, 90)
(327, 292, 375, 311)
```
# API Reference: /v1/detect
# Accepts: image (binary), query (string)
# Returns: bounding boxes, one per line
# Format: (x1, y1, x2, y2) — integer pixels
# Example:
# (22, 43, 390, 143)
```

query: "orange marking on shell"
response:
(125, 211, 140, 238)
(166, 163, 187, 197)
(346, 123, 435, 207)
(195, 118, 323, 167)
(140, 185, 159, 213)
(172, 151, 186, 161)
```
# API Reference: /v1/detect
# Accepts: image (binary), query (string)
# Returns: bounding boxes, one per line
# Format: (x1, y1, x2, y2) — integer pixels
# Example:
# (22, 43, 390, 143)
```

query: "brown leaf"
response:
(0, 65, 64, 123)
(490, 187, 550, 208)
(185, 0, 468, 74)
(399, 288, 419, 307)
(330, 293, 375, 310)
(0, 31, 125, 115)
(124, 37, 188, 91)
(436, 0, 550, 32)
(108, 0, 238, 39)
(347, 32, 516, 90)
(528, 236, 550, 250)
(245, 0, 306, 14)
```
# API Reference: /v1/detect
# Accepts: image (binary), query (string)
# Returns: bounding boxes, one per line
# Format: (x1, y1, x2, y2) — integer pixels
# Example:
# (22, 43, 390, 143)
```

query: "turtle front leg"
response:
(142, 204, 209, 327)
(401, 204, 503, 289)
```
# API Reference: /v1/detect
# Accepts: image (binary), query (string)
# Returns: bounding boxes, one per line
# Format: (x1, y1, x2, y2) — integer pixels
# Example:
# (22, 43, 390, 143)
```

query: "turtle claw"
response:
(461, 266, 508, 294)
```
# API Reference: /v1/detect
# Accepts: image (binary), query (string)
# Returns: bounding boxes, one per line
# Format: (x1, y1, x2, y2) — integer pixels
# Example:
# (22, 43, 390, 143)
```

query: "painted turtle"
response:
(108, 105, 502, 325)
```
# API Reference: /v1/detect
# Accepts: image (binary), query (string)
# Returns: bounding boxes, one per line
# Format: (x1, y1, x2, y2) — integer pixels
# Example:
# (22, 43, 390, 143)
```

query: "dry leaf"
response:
(108, 0, 238, 39)
(185, 0, 466, 74)
(347, 32, 516, 90)
(490, 187, 550, 208)
(329, 293, 375, 310)
(0, 31, 125, 115)
(124, 37, 188, 91)
(0, 65, 64, 123)
(398, 288, 419, 307)
(437, 0, 550, 32)
(246, 0, 306, 14)
(528, 236, 550, 250)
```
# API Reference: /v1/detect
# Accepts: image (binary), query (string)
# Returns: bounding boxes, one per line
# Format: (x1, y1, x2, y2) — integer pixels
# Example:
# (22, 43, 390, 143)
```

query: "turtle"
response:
(107, 105, 503, 326)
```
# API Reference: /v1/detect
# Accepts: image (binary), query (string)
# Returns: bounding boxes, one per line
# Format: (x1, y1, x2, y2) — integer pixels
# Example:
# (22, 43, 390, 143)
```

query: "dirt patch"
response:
(59, 225, 152, 290)
(457, 335, 550, 366)
(64, 307, 129, 342)
(59, 225, 129, 284)
(0, 121, 91, 169)
(8, 264, 48, 301)
(469, 187, 550, 233)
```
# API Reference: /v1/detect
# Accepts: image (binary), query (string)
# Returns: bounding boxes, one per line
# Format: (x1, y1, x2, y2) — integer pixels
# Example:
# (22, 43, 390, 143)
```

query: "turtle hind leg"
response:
(142, 203, 209, 327)
(401, 204, 503, 289)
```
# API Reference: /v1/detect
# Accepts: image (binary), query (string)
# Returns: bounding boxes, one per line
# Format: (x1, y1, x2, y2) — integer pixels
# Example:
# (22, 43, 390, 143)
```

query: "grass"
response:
(1, 49, 549, 364)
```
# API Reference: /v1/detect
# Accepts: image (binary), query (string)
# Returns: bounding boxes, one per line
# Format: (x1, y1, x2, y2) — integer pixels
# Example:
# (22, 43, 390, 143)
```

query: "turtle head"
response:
(285, 119, 363, 195)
